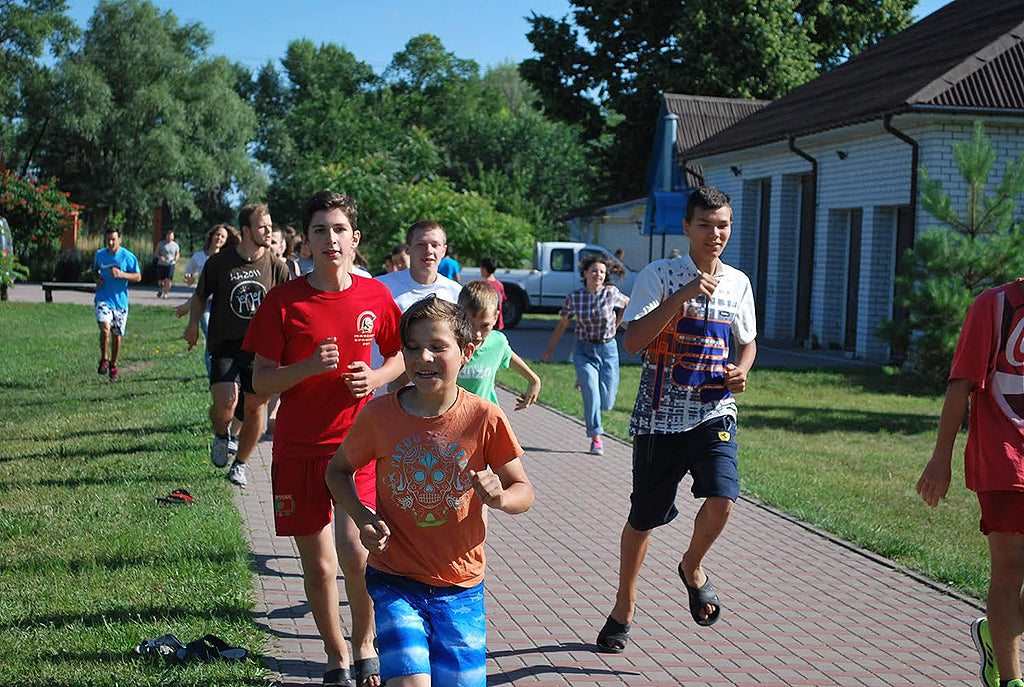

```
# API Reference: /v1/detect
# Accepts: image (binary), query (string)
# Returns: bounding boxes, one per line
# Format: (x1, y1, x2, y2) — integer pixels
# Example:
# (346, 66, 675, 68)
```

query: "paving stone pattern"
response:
(234, 387, 985, 686)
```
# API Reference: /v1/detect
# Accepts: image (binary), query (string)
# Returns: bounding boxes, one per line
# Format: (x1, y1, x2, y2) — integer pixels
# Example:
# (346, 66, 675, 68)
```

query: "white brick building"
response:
(683, 0, 1024, 362)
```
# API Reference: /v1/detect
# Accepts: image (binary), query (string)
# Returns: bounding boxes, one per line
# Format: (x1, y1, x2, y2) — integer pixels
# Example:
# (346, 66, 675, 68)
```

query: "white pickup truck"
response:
(497, 242, 637, 328)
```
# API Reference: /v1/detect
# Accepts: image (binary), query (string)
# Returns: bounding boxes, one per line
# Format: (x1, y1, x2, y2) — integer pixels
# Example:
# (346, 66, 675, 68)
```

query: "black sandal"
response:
(323, 666, 353, 686)
(353, 656, 380, 686)
(595, 615, 631, 653)
(678, 562, 722, 627)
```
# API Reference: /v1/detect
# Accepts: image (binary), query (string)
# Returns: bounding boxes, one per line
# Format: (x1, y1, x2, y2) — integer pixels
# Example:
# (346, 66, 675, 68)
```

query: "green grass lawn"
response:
(0, 303, 264, 687)
(498, 361, 988, 599)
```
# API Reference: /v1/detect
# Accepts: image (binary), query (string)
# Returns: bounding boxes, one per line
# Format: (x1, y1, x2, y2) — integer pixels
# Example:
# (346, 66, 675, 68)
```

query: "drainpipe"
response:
(788, 135, 817, 344)
(882, 113, 919, 241)
(660, 114, 678, 192)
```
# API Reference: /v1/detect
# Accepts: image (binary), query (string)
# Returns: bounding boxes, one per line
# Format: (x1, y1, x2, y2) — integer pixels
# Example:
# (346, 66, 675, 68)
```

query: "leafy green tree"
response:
(879, 121, 1024, 388)
(0, 0, 79, 169)
(23, 0, 262, 234)
(522, 0, 916, 199)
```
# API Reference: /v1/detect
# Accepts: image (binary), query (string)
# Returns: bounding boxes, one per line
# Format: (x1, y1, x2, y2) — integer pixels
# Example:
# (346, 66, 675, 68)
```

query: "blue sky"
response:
(62, 0, 953, 75)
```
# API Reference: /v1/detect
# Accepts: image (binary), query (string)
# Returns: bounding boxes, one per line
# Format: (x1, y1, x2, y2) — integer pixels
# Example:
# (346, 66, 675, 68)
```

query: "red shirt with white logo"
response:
(949, 279, 1024, 493)
(244, 274, 402, 459)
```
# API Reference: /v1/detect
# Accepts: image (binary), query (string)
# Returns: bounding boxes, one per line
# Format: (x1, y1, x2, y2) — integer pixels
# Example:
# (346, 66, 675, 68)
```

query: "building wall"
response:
(697, 116, 1024, 362)
(567, 201, 690, 272)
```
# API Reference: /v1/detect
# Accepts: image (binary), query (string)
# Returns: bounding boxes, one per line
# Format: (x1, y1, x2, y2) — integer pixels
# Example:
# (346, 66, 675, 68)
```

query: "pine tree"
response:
(880, 121, 1024, 388)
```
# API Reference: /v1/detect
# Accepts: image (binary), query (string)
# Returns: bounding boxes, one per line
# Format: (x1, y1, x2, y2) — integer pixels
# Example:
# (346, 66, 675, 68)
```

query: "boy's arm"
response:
(724, 339, 756, 393)
(469, 457, 533, 515)
(508, 352, 541, 409)
(540, 316, 571, 362)
(623, 273, 717, 354)
(917, 378, 971, 507)
(326, 446, 390, 553)
(110, 265, 142, 283)
(342, 352, 405, 399)
(252, 339, 339, 396)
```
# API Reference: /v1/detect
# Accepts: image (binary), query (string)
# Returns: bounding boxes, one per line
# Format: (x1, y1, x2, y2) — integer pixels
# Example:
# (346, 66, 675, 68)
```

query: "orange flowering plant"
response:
(0, 170, 83, 279)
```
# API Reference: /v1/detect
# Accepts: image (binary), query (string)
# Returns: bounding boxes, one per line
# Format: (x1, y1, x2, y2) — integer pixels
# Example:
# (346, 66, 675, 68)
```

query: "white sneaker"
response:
(210, 434, 230, 468)
(227, 435, 238, 460)
(226, 460, 247, 487)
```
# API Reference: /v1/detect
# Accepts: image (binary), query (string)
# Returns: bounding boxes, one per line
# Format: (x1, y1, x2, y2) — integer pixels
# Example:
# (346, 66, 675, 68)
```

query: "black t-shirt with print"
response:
(197, 246, 289, 350)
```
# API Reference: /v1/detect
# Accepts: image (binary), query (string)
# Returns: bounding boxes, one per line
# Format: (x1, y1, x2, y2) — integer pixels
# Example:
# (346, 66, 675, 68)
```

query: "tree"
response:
(879, 121, 1024, 388)
(23, 0, 262, 234)
(522, 0, 916, 199)
(0, 0, 79, 169)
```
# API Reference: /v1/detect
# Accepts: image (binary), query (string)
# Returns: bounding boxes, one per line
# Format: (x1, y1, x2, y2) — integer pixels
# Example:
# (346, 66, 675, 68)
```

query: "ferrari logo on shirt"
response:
(718, 431, 731, 442)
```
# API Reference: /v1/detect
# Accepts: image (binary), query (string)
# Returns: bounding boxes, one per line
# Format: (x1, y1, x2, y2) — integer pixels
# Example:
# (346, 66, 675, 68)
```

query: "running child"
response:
(245, 191, 404, 687)
(456, 281, 540, 410)
(918, 280, 1024, 687)
(326, 296, 534, 687)
(596, 185, 756, 652)
(93, 227, 141, 382)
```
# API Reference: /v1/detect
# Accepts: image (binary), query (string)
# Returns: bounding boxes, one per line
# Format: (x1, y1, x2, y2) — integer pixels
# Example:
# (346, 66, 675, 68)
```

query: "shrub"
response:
(0, 170, 84, 280)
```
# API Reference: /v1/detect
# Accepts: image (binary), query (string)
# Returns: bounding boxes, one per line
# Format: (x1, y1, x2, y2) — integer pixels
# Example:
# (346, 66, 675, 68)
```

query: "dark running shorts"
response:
(628, 415, 739, 532)
(156, 263, 175, 280)
(209, 338, 256, 396)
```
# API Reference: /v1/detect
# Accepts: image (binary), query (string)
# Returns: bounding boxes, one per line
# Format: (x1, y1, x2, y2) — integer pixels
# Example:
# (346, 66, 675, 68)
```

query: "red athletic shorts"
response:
(977, 491, 1024, 535)
(271, 455, 376, 537)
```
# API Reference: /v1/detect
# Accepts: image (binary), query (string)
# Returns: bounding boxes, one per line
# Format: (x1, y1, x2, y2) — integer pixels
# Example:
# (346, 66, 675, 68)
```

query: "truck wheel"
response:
(502, 291, 525, 329)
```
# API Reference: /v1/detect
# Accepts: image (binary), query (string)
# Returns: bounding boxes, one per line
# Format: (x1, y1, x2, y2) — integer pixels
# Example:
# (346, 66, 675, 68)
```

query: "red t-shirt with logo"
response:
(949, 279, 1024, 493)
(243, 274, 402, 458)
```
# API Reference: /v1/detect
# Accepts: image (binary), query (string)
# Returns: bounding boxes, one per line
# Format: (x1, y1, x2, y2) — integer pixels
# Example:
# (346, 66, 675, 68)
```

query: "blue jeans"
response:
(574, 339, 619, 437)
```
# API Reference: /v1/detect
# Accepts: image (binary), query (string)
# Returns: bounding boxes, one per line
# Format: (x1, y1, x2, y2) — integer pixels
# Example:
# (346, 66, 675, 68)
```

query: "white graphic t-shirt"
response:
(622, 255, 756, 435)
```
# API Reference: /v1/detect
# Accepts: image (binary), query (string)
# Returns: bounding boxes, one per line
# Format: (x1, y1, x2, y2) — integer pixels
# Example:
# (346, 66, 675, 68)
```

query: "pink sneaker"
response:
(589, 436, 604, 455)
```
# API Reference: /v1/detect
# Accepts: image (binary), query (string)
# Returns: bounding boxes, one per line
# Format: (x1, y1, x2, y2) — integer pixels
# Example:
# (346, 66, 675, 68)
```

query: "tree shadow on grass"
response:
(4, 548, 243, 576)
(21, 601, 251, 629)
(743, 404, 937, 436)
(1, 442, 162, 463)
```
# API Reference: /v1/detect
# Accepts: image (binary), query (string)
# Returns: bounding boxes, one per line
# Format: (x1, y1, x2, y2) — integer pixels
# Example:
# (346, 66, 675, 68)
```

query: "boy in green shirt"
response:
(457, 281, 541, 409)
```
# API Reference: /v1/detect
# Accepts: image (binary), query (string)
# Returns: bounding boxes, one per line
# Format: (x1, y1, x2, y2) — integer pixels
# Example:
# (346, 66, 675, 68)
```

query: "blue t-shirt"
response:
(438, 256, 461, 280)
(93, 247, 140, 310)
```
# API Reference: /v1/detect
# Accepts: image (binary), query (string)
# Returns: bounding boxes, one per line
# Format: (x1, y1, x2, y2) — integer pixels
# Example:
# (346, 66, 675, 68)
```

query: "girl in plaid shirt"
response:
(542, 254, 629, 454)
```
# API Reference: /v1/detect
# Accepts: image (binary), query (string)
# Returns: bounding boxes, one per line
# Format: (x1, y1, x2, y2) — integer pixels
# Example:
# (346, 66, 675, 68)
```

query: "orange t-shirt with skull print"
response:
(342, 388, 524, 588)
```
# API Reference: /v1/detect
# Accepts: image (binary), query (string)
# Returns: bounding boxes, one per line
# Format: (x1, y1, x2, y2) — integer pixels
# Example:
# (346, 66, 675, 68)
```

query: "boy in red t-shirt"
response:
(245, 191, 405, 687)
(918, 279, 1024, 687)
(326, 296, 534, 687)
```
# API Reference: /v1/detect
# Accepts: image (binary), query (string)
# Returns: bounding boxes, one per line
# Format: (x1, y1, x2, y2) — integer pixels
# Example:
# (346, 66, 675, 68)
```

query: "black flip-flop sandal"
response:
(156, 489, 194, 505)
(202, 634, 248, 661)
(323, 666, 354, 686)
(595, 615, 631, 653)
(353, 656, 380, 686)
(678, 562, 722, 627)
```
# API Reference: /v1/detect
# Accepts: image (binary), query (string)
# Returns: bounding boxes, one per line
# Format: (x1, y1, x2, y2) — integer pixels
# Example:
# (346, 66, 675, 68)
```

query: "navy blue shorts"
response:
(628, 415, 739, 532)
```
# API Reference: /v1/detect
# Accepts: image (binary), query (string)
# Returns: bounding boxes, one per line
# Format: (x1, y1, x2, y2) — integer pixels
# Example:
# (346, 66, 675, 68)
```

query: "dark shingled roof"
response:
(684, 0, 1024, 160)
(662, 93, 770, 154)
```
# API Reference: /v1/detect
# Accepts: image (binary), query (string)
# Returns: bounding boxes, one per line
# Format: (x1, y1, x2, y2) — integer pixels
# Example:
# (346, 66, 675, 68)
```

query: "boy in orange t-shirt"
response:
(327, 296, 534, 687)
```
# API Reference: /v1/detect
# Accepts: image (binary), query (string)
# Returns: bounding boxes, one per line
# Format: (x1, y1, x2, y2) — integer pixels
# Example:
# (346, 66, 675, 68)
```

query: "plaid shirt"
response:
(560, 285, 629, 342)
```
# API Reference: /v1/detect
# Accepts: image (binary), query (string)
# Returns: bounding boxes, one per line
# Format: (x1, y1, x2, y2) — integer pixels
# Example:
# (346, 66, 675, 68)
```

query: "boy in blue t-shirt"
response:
(456, 281, 540, 409)
(92, 228, 141, 381)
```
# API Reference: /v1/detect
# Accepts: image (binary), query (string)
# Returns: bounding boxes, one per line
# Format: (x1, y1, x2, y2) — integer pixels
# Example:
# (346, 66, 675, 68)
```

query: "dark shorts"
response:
(628, 415, 739, 532)
(209, 339, 256, 395)
(977, 491, 1024, 535)
(156, 263, 175, 280)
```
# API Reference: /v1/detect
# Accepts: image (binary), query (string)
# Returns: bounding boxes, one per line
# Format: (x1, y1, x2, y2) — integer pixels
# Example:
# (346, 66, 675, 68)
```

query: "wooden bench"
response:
(41, 281, 96, 303)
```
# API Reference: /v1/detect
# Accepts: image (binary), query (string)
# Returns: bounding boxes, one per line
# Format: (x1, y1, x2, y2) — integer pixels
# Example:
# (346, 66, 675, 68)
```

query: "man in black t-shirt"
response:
(184, 203, 289, 486)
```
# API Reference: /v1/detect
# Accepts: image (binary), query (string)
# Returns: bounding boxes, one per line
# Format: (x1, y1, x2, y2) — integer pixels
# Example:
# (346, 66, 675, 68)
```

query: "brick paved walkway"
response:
(234, 388, 986, 686)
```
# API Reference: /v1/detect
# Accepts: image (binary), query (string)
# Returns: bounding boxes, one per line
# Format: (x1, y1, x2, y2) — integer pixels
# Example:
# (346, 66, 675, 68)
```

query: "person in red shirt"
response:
(245, 191, 405, 687)
(479, 256, 506, 330)
(918, 279, 1024, 687)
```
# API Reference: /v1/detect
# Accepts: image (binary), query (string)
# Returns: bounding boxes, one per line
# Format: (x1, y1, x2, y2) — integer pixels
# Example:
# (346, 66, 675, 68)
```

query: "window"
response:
(550, 248, 574, 272)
